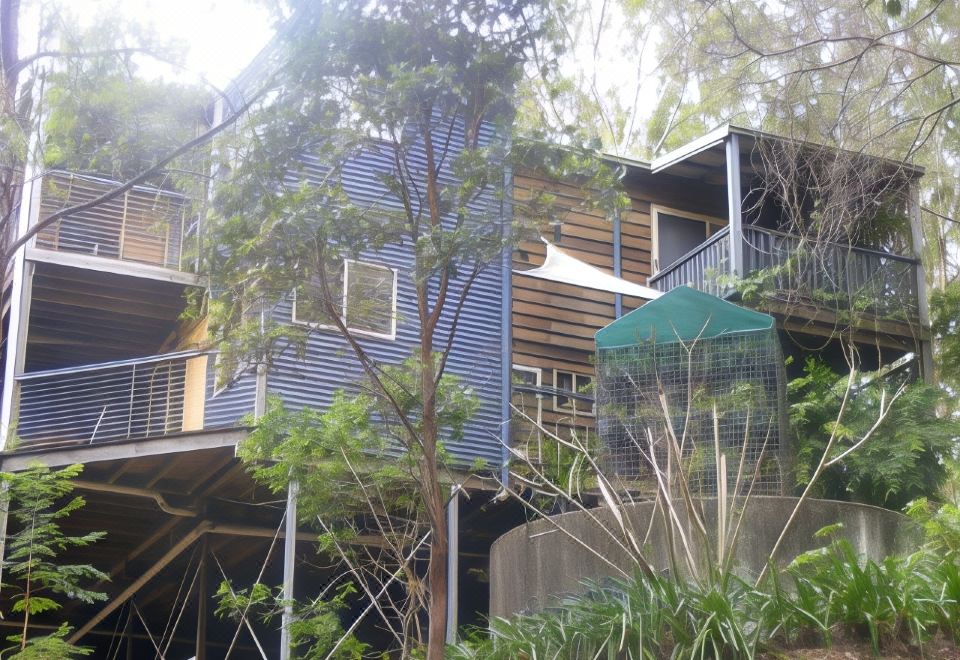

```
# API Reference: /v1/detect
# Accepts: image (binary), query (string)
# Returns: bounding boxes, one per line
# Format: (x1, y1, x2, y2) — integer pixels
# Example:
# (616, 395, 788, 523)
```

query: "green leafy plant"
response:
(453, 520, 960, 658)
(0, 463, 107, 657)
(788, 357, 958, 509)
(215, 580, 366, 658)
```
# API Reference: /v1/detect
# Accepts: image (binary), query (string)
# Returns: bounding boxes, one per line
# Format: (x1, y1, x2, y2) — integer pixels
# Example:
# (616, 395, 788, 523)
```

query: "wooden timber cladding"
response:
(510, 167, 728, 444)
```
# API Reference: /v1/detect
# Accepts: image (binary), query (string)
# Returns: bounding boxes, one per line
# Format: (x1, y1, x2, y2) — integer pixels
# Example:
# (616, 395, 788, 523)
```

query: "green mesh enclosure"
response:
(595, 287, 786, 495)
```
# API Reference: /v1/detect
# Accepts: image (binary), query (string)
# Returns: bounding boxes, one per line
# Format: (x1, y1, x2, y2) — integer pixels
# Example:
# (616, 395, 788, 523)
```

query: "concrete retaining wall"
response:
(489, 496, 917, 619)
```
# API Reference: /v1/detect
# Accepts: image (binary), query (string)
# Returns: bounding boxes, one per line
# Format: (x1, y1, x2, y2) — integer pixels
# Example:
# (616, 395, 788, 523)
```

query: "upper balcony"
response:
(645, 125, 929, 354)
(648, 225, 923, 336)
(15, 351, 205, 450)
(23, 170, 197, 280)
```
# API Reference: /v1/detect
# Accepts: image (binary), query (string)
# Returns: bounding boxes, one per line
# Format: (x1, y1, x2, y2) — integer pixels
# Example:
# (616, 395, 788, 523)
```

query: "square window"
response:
(293, 267, 344, 328)
(293, 259, 397, 340)
(553, 370, 594, 416)
(344, 261, 396, 337)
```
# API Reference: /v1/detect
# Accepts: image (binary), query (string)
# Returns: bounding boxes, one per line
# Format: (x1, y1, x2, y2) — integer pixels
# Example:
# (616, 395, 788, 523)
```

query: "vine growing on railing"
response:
(738, 138, 921, 342)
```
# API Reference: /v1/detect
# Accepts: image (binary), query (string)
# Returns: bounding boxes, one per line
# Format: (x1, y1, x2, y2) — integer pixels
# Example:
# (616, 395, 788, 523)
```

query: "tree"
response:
(0, 463, 106, 658)
(789, 357, 959, 509)
(0, 2, 266, 283)
(202, 1, 598, 655)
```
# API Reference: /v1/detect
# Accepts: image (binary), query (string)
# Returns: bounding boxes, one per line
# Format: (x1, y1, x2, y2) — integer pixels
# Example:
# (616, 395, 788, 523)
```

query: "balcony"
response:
(14, 351, 208, 450)
(31, 171, 192, 273)
(648, 225, 922, 334)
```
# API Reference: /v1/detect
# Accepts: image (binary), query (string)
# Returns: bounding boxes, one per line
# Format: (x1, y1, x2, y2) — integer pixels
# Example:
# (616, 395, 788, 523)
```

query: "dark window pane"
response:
(555, 371, 574, 409)
(658, 213, 708, 269)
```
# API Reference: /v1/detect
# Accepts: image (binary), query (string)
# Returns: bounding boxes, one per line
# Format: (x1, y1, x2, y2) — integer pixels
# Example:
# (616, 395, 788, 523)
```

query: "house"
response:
(0, 34, 931, 660)
(510, 128, 930, 472)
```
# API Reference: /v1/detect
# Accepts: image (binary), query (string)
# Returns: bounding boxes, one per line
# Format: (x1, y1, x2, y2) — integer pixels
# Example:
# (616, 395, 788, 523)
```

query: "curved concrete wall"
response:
(490, 496, 917, 619)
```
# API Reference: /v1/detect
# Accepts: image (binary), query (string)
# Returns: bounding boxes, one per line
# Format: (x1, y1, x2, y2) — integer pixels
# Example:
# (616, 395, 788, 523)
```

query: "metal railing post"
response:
(127, 364, 137, 438)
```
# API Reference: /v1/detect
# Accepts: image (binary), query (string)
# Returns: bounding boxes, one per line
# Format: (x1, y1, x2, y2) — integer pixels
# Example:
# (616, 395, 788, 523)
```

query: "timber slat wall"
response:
(510, 167, 728, 450)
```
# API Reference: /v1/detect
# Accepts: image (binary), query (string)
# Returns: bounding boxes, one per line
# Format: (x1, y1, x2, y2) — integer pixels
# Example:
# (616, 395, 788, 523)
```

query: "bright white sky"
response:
(121, 0, 276, 86)
(27, 0, 276, 87)
(21, 0, 658, 154)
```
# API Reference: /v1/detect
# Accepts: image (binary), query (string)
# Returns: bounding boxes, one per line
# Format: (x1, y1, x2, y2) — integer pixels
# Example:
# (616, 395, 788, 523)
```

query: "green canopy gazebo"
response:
(595, 286, 786, 494)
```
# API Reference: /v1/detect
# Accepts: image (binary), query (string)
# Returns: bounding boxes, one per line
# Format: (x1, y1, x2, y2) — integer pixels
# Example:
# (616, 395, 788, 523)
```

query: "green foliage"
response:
(241, 355, 478, 516)
(39, 14, 207, 188)
(5, 623, 92, 659)
(450, 570, 763, 659)
(214, 579, 366, 658)
(931, 280, 960, 391)
(452, 517, 960, 658)
(788, 358, 958, 509)
(780, 526, 938, 654)
(0, 463, 107, 656)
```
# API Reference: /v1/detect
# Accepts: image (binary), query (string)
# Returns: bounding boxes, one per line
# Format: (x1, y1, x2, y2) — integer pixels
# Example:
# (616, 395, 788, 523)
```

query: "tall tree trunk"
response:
(419, 328, 449, 659)
(419, 113, 449, 659)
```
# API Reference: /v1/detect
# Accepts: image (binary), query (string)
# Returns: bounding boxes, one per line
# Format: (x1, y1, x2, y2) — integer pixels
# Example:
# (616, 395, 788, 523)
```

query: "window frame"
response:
(292, 258, 398, 341)
(512, 364, 543, 426)
(650, 205, 727, 274)
(211, 295, 264, 398)
(552, 369, 595, 417)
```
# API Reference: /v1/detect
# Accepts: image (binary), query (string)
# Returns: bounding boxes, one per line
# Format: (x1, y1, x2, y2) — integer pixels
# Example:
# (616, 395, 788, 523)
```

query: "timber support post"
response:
(445, 487, 460, 644)
(280, 479, 299, 660)
(196, 536, 208, 660)
(726, 132, 744, 279)
(908, 182, 935, 383)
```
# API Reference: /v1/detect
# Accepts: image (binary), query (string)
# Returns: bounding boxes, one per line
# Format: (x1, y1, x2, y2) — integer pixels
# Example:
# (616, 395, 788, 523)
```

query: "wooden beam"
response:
(142, 454, 184, 489)
(101, 517, 183, 587)
(0, 428, 248, 472)
(107, 459, 139, 485)
(205, 521, 387, 546)
(187, 454, 238, 496)
(68, 520, 213, 644)
(25, 246, 200, 286)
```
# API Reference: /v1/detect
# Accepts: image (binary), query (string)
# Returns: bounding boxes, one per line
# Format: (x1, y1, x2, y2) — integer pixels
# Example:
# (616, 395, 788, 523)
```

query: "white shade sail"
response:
(515, 240, 662, 300)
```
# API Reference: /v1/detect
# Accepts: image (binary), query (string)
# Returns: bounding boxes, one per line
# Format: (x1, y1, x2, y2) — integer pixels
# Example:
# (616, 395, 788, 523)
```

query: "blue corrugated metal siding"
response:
(265, 124, 505, 467)
(204, 360, 257, 429)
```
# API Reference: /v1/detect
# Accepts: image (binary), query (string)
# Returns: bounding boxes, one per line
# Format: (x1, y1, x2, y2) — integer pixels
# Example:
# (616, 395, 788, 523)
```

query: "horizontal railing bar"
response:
(17, 350, 207, 381)
(514, 384, 595, 403)
(43, 170, 188, 201)
(18, 396, 189, 416)
(742, 225, 919, 265)
(19, 385, 187, 402)
(21, 373, 187, 391)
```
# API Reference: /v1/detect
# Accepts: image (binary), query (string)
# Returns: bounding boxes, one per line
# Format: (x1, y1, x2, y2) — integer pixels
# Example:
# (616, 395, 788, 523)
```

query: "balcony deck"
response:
(648, 225, 925, 344)
(32, 171, 193, 274)
(14, 351, 210, 451)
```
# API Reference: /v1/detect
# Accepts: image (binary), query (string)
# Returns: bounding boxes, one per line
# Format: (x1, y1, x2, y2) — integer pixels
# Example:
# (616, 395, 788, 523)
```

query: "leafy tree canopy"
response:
(38, 13, 208, 189)
(789, 358, 959, 509)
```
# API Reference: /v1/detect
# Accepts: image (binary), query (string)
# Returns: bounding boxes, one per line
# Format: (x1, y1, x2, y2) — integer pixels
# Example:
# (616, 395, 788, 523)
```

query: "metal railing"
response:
(741, 226, 921, 324)
(648, 226, 732, 297)
(15, 351, 207, 449)
(33, 171, 190, 272)
(649, 225, 921, 326)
